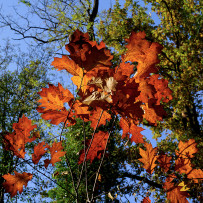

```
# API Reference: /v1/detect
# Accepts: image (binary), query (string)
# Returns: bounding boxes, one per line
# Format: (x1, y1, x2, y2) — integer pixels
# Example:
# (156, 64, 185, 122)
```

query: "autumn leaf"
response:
(32, 141, 49, 164)
(141, 197, 151, 203)
(148, 74, 173, 105)
(157, 154, 172, 173)
(37, 84, 76, 126)
(37, 83, 74, 111)
(44, 141, 66, 168)
(119, 117, 144, 143)
(3, 171, 33, 197)
(4, 115, 37, 158)
(123, 31, 163, 79)
(141, 99, 167, 125)
(73, 100, 90, 121)
(52, 55, 83, 76)
(37, 108, 76, 126)
(4, 132, 26, 158)
(136, 79, 155, 103)
(81, 76, 117, 107)
(175, 157, 203, 183)
(174, 139, 202, 183)
(89, 107, 111, 129)
(163, 176, 189, 203)
(187, 168, 203, 183)
(114, 62, 134, 80)
(176, 139, 198, 159)
(139, 142, 157, 174)
(78, 131, 109, 164)
(71, 72, 90, 93)
(178, 182, 190, 192)
(12, 114, 37, 143)
(66, 30, 113, 72)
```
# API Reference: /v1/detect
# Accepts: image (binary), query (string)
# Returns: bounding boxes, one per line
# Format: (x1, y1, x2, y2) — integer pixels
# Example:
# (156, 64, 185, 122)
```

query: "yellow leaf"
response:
(178, 181, 190, 192)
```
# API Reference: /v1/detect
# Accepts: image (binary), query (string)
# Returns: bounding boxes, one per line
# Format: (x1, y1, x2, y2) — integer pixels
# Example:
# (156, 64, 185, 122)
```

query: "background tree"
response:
(0, 45, 53, 202)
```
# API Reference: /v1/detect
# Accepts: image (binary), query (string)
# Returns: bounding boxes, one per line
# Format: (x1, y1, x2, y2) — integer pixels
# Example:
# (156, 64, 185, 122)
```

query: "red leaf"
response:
(136, 79, 156, 103)
(176, 139, 198, 159)
(3, 171, 33, 197)
(139, 142, 157, 174)
(141, 99, 166, 125)
(32, 141, 49, 164)
(141, 197, 151, 203)
(37, 108, 76, 126)
(148, 74, 173, 105)
(124, 31, 163, 79)
(157, 154, 172, 173)
(44, 141, 66, 168)
(66, 29, 113, 72)
(78, 131, 109, 164)
(163, 176, 189, 203)
(4, 115, 37, 158)
(38, 83, 74, 111)
(52, 55, 83, 76)
(89, 107, 111, 129)
(119, 117, 144, 143)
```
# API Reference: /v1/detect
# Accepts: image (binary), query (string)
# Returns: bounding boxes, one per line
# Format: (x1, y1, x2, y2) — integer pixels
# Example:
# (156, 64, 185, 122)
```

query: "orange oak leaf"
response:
(119, 117, 144, 143)
(44, 141, 66, 168)
(32, 141, 49, 164)
(65, 30, 113, 72)
(38, 83, 74, 111)
(175, 157, 192, 174)
(73, 100, 90, 121)
(175, 157, 203, 183)
(78, 131, 109, 164)
(148, 74, 173, 105)
(52, 55, 83, 76)
(123, 31, 163, 79)
(12, 115, 37, 143)
(4, 132, 26, 158)
(141, 99, 166, 125)
(37, 108, 76, 126)
(157, 154, 172, 173)
(187, 168, 203, 183)
(176, 139, 198, 159)
(174, 139, 202, 183)
(89, 107, 111, 129)
(163, 176, 189, 203)
(136, 79, 155, 103)
(71, 71, 90, 93)
(139, 142, 157, 174)
(4, 115, 37, 158)
(37, 83, 76, 126)
(114, 62, 135, 80)
(3, 171, 33, 197)
(141, 197, 151, 203)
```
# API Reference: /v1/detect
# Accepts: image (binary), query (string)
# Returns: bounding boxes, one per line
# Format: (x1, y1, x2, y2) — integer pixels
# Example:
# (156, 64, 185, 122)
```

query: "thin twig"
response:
(90, 115, 117, 201)
(76, 110, 104, 190)
(82, 120, 90, 202)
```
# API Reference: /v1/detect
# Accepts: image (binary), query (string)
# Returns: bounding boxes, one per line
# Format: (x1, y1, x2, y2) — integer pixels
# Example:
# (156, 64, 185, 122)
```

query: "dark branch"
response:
(120, 172, 163, 189)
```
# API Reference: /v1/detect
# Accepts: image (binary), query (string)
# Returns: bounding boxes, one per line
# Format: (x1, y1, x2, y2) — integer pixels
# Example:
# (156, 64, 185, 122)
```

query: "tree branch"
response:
(120, 172, 163, 189)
